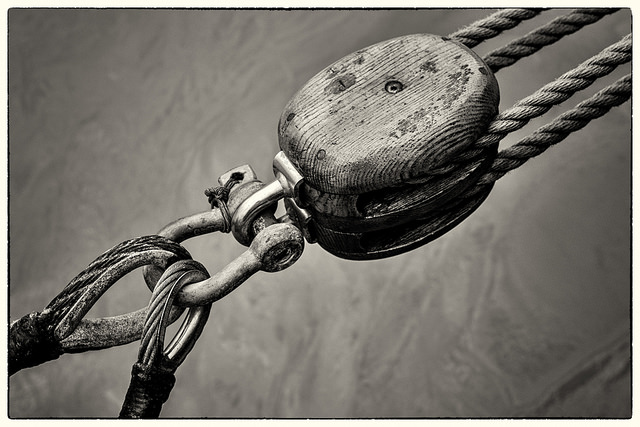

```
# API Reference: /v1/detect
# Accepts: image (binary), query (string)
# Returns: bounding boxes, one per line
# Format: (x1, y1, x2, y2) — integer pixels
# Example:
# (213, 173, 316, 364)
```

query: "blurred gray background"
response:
(8, 9, 631, 418)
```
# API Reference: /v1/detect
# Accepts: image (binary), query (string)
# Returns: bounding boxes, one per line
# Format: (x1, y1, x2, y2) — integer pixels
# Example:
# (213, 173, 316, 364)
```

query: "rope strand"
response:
(139, 261, 208, 365)
(480, 73, 631, 184)
(448, 8, 544, 48)
(483, 8, 620, 73)
(430, 33, 631, 174)
(476, 34, 631, 151)
(44, 236, 190, 324)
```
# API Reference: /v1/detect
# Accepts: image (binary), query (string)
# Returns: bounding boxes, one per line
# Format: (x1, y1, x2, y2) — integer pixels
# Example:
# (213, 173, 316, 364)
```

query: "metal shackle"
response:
(170, 222, 304, 307)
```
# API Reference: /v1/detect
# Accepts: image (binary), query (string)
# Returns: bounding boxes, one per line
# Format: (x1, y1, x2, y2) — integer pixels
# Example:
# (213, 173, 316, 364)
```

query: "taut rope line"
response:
(9, 9, 630, 418)
(479, 34, 631, 148)
(119, 260, 212, 418)
(425, 31, 631, 176)
(481, 9, 619, 72)
(482, 73, 632, 184)
(448, 8, 544, 48)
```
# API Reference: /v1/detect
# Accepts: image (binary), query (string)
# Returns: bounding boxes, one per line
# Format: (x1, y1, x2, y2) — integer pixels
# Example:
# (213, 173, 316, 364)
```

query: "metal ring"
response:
(142, 210, 228, 292)
(163, 303, 211, 369)
(139, 260, 212, 371)
(230, 180, 283, 246)
(52, 237, 192, 342)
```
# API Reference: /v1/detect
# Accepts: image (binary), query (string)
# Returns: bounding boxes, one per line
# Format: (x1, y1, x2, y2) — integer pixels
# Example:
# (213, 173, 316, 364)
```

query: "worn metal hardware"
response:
(273, 150, 306, 206)
(155, 266, 212, 370)
(227, 151, 314, 246)
(277, 33, 500, 259)
(137, 157, 308, 308)
(160, 222, 304, 307)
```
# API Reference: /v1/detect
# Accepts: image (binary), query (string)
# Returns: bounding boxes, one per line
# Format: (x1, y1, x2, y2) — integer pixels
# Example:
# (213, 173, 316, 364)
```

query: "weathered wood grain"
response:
(313, 182, 494, 259)
(278, 33, 500, 257)
(302, 147, 491, 227)
(308, 139, 497, 259)
(278, 33, 499, 196)
(8, 9, 631, 418)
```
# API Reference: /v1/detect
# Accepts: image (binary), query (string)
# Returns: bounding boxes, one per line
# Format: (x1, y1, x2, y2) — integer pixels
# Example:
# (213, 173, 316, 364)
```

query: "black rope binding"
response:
(8, 235, 192, 376)
(119, 260, 211, 418)
(119, 362, 177, 419)
(8, 312, 63, 376)
(204, 173, 242, 233)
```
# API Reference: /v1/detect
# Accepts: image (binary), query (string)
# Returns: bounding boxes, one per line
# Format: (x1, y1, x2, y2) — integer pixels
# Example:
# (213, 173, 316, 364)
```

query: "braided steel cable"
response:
(138, 260, 209, 366)
(44, 235, 190, 326)
(9, 236, 192, 375)
(483, 8, 620, 73)
(448, 8, 544, 48)
(46, 236, 192, 340)
(120, 260, 212, 419)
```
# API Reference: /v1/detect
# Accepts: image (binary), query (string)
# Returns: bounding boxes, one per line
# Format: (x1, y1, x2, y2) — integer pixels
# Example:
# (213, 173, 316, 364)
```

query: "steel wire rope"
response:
(8, 235, 193, 375)
(138, 261, 209, 366)
(119, 260, 212, 418)
(44, 236, 190, 327)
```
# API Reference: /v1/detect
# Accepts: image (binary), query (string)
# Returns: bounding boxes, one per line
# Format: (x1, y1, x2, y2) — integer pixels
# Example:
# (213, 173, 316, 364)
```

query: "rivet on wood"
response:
(385, 80, 404, 94)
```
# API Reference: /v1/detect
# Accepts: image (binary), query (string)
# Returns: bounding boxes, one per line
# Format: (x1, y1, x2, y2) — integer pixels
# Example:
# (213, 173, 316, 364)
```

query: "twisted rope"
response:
(463, 34, 631, 160)
(47, 236, 192, 340)
(483, 8, 620, 73)
(448, 8, 544, 48)
(480, 73, 631, 184)
(429, 33, 631, 176)
(138, 260, 209, 366)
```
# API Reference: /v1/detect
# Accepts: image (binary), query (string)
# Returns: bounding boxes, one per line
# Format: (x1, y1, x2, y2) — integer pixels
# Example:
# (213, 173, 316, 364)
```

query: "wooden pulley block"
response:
(278, 34, 500, 259)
